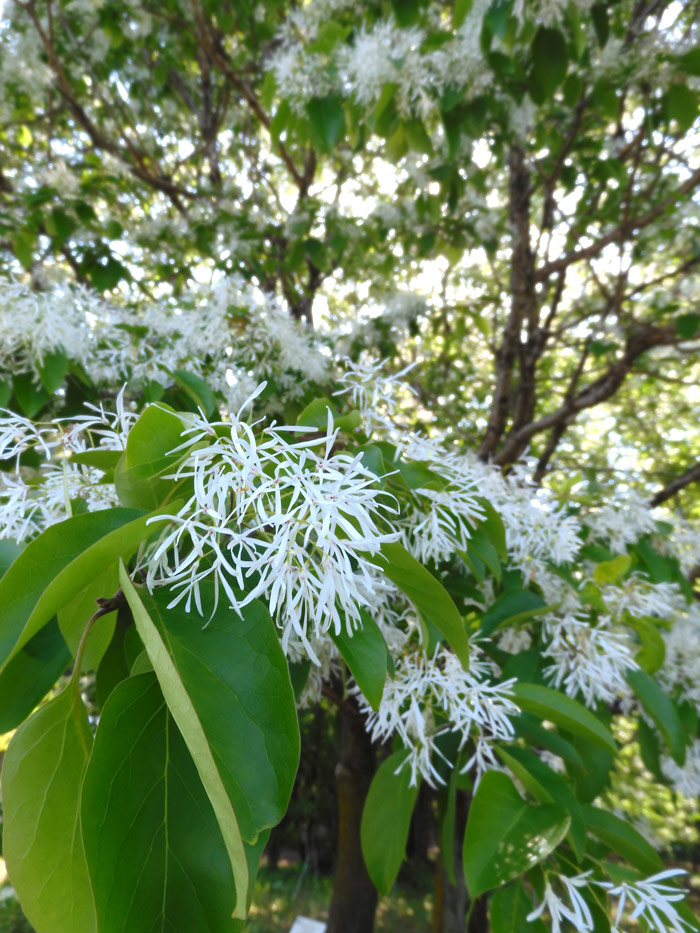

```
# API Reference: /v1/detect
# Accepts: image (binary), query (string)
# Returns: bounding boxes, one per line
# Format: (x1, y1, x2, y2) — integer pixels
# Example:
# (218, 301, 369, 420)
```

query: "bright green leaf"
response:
(463, 771, 570, 897)
(81, 673, 251, 930)
(2, 687, 96, 933)
(626, 668, 685, 764)
(361, 750, 420, 894)
(120, 569, 299, 869)
(330, 609, 388, 710)
(380, 541, 470, 668)
(510, 683, 617, 754)
(306, 95, 345, 153)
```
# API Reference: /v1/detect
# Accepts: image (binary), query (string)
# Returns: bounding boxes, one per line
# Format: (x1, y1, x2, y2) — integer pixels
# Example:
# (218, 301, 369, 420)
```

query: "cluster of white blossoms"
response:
(0, 391, 135, 542)
(268, 0, 493, 119)
(359, 642, 518, 787)
(334, 356, 416, 435)
(542, 612, 638, 708)
(529, 869, 693, 933)
(583, 491, 660, 553)
(661, 738, 700, 799)
(0, 276, 330, 416)
(144, 395, 397, 661)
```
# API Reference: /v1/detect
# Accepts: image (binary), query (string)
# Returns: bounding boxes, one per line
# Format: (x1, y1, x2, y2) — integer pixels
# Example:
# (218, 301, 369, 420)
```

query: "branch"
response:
(649, 461, 700, 506)
(534, 165, 700, 284)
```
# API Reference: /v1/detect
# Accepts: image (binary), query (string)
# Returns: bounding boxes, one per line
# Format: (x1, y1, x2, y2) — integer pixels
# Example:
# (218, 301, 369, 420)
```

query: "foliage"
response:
(1, 1, 700, 931)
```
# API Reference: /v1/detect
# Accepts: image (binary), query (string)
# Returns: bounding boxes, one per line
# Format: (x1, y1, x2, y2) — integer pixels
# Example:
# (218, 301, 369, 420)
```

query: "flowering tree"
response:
(1, 1, 700, 932)
(1, 0, 700, 501)
(0, 306, 699, 931)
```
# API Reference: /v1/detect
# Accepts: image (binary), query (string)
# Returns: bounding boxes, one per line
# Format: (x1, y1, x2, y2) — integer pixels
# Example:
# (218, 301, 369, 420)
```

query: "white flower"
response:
(359, 643, 517, 787)
(145, 398, 397, 662)
(334, 356, 415, 435)
(527, 873, 594, 933)
(597, 869, 692, 932)
(661, 739, 700, 798)
(543, 612, 637, 708)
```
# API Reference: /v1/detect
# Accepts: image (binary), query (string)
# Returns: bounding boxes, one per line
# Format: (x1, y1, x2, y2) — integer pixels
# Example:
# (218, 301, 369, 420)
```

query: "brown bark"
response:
(650, 461, 700, 506)
(326, 695, 378, 933)
(431, 790, 489, 933)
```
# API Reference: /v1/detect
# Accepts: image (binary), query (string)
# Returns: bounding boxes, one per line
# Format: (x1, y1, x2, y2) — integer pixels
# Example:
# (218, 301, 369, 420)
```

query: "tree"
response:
(1, 2, 700, 932)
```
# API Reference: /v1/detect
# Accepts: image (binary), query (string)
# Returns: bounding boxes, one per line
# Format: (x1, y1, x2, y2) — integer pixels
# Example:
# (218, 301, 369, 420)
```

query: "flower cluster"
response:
(145, 397, 397, 661)
(359, 642, 518, 787)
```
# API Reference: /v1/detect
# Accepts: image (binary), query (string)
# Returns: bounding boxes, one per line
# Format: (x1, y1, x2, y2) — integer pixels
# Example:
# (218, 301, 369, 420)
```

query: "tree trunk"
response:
(432, 790, 489, 933)
(326, 695, 378, 933)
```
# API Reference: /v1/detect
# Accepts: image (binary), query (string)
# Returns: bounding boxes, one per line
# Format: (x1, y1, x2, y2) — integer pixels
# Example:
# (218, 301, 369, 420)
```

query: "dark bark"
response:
(326, 695, 378, 933)
(431, 791, 489, 933)
(649, 461, 700, 506)
(479, 146, 535, 460)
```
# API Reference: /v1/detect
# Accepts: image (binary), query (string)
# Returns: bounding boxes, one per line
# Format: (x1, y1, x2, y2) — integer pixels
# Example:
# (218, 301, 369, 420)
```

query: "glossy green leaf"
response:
(625, 616, 665, 674)
(626, 668, 685, 764)
(37, 348, 69, 393)
(12, 371, 50, 417)
(674, 312, 699, 339)
(665, 83, 699, 132)
(0, 507, 163, 672)
(361, 750, 420, 894)
(490, 883, 546, 933)
(57, 562, 120, 671)
(582, 805, 664, 875)
(480, 589, 546, 637)
(120, 569, 299, 869)
(172, 369, 217, 417)
(306, 95, 345, 153)
(330, 609, 388, 710)
(510, 683, 617, 754)
(380, 541, 470, 667)
(0, 618, 71, 732)
(81, 673, 250, 930)
(593, 554, 631, 585)
(463, 771, 570, 897)
(532, 27, 568, 95)
(496, 745, 585, 860)
(114, 403, 186, 509)
(2, 687, 96, 933)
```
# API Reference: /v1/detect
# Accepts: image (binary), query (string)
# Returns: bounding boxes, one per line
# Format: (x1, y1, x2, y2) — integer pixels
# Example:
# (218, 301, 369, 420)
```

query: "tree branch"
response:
(650, 461, 700, 506)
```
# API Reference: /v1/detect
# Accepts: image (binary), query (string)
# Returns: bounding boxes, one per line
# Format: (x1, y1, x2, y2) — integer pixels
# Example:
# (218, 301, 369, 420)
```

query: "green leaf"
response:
(361, 751, 420, 894)
(490, 883, 546, 933)
(480, 589, 546, 637)
(468, 524, 501, 582)
(439, 765, 459, 886)
(593, 554, 631, 585)
(679, 47, 700, 76)
(12, 232, 35, 270)
(330, 609, 388, 710)
(675, 312, 699, 339)
(496, 745, 585, 861)
(57, 562, 120, 671)
(582, 805, 664, 875)
(115, 403, 185, 508)
(306, 95, 345, 153)
(532, 27, 568, 95)
(454, 0, 472, 28)
(2, 687, 96, 933)
(70, 449, 123, 473)
(665, 84, 699, 132)
(591, 3, 609, 46)
(37, 348, 69, 393)
(297, 396, 337, 428)
(0, 508, 165, 673)
(81, 674, 251, 930)
(0, 618, 71, 733)
(512, 715, 584, 770)
(510, 683, 617, 754)
(463, 771, 570, 897)
(172, 369, 217, 417)
(12, 371, 50, 417)
(475, 498, 507, 560)
(626, 668, 685, 764)
(120, 569, 299, 870)
(379, 542, 470, 668)
(626, 616, 665, 674)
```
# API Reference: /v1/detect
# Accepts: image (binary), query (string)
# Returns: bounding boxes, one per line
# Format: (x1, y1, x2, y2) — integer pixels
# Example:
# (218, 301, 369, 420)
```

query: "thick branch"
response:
(650, 461, 700, 506)
(492, 321, 686, 467)
(478, 147, 535, 460)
